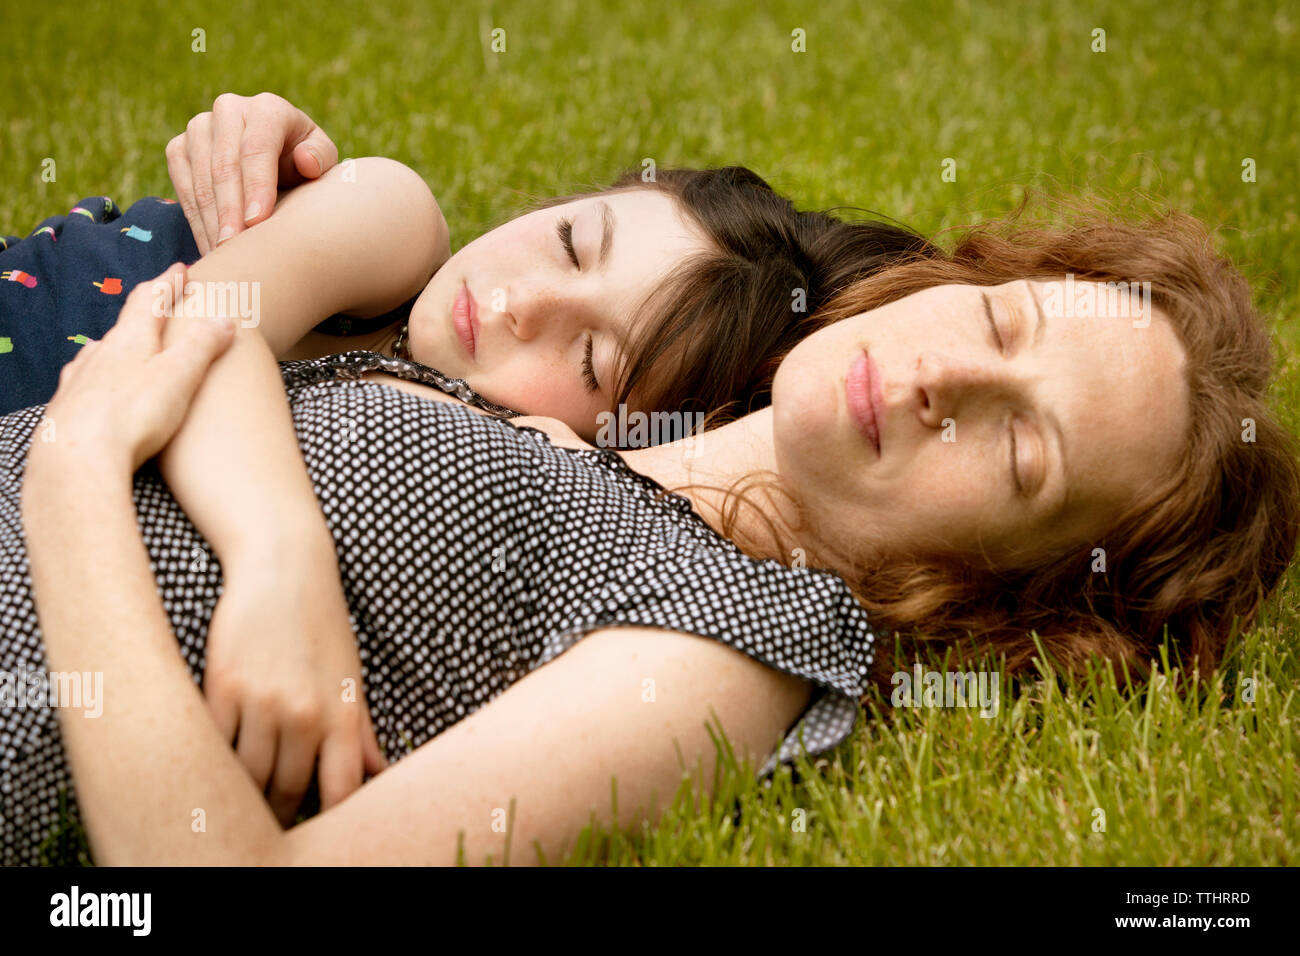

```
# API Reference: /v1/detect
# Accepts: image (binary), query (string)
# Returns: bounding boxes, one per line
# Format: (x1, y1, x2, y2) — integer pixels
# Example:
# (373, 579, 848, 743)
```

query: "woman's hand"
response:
(166, 92, 339, 254)
(29, 263, 235, 475)
(204, 539, 388, 827)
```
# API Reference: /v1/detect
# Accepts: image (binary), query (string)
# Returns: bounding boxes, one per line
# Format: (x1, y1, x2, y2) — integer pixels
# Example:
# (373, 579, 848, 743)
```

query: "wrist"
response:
(27, 432, 134, 477)
(218, 509, 338, 576)
(24, 445, 133, 513)
(21, 451, 137, 561)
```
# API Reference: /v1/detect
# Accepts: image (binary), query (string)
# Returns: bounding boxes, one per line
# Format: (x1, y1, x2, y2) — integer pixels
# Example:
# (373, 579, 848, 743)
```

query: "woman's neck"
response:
(616, 407, 799, 558)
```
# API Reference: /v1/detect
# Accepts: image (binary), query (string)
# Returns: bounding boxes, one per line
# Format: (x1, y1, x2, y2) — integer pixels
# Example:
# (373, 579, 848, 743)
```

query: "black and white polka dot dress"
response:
(0, 351, 877, 865)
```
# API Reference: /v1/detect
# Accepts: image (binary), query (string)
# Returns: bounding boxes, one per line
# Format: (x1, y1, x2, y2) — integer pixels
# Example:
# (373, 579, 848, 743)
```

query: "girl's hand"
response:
(166, 92, 339, 254)
(31, 263, 235, 473)
(205, 541, 388, 827)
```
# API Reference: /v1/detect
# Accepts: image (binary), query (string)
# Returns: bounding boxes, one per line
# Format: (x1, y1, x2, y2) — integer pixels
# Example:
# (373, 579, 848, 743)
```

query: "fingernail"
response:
(207, 314, 234, 332)
(243, 201, 261, 222)
(217, 224, 234, 244)
(307, 149, 322, 176)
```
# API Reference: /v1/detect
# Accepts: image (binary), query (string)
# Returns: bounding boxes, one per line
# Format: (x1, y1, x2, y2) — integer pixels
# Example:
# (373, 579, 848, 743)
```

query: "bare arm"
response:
(154, 157, 449, 817)
(158, 155, 448, 547)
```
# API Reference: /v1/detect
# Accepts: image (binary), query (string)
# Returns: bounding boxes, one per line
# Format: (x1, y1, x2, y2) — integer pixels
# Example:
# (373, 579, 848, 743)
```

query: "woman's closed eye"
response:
(1009, 417, 1023, 495)
(983, 291, 1030, 495)
(582, 333, 599, 392)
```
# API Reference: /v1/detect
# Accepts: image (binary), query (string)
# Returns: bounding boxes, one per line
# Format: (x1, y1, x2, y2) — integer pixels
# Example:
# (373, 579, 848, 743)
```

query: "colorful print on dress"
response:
(2, 270, 38, 288)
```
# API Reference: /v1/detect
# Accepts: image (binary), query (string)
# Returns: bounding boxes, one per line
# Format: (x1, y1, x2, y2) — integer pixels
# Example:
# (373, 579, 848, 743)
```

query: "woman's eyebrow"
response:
(1027, 281, 1048, 347)
(597, 200, 616, 268)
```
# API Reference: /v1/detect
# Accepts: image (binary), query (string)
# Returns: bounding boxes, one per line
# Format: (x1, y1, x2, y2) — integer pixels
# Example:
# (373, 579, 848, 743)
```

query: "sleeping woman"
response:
(8, 188, 1298, 864)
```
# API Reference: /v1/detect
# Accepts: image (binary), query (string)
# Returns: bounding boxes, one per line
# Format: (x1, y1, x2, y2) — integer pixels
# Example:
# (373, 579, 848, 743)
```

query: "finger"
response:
(70, 340, 100, 368)
(165, 134, 210, 256)
(239, 93, 338, 225)
(316, 727, 364, 811)
(205, 683, 241, 746)
(236, 132, 283, 228)
(234, 706, 278, 791)
(263, 93, 337, 188)
(185, 113, 221, 250)
(289, 126, 338, 183)
(266, 724, 320, 827)
(154, 311, 235, 399)
(201, 659, 242, 745)
(210, 94, 248, 245)
(360, 704, 388, 775)
(117, 263, 185, 349)
(238, 94, 299, 225)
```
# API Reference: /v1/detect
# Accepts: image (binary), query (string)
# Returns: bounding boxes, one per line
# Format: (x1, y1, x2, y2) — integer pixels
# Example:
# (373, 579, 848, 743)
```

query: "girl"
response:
(0, 164, 932, 429)
(12, 200, 1296, 865)
(0, 155, 934, 823)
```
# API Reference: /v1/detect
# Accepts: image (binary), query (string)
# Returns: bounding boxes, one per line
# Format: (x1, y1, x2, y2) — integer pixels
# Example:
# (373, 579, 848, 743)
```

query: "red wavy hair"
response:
(727, 202, 1300, 691)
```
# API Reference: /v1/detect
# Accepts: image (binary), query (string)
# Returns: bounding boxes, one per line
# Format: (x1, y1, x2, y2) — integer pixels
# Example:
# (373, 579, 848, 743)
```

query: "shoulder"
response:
(356, 372, 594, 448)
(508, 415, 593, 450)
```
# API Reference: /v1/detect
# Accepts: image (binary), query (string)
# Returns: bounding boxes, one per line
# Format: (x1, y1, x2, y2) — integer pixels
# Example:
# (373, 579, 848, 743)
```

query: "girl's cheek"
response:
(549, 391, 605, 436)
(546, 389, 587, 426)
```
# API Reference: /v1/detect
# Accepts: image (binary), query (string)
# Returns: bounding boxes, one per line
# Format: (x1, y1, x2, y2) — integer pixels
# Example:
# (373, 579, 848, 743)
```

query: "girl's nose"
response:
(502, 280, 578, 342)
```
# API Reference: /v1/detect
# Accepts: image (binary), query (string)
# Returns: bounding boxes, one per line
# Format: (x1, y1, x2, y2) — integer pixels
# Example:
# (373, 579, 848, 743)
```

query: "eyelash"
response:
(582, 333, 599, 392)
(1009, 421, 1024, 495)
(984, 292, 1023, 493)
(557, 217, 581, 269)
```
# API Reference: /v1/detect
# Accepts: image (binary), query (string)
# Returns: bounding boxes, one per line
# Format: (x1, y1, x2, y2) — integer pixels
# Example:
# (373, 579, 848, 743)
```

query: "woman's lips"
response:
(846, 350, 883, 456)
(453, 281, 479, 359)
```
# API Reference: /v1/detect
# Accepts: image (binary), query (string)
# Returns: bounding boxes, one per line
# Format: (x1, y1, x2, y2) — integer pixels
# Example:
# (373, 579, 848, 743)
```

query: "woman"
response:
(10, 194, 1297, 864)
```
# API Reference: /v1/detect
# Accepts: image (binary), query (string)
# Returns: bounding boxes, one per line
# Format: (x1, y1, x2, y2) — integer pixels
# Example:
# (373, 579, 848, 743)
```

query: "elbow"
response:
(345, 156, 448, 279)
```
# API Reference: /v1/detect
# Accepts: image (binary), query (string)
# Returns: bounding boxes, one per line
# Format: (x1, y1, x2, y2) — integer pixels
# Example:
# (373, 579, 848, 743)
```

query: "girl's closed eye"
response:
(557, 217, 580, 269)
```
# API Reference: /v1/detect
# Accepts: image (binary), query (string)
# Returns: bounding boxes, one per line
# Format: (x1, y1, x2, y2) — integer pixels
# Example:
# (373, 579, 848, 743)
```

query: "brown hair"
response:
(766, 202, 1300, 692)
(533, 166, 940, 422)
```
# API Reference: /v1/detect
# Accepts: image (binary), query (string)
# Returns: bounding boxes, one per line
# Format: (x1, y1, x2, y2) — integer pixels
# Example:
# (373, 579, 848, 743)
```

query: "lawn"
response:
(2, 0, 1296, 865)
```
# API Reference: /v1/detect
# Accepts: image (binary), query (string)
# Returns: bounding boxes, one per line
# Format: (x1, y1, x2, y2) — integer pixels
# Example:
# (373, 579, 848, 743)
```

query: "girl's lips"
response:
(846, 350, 883, 456)
(453, 282, 479, 359)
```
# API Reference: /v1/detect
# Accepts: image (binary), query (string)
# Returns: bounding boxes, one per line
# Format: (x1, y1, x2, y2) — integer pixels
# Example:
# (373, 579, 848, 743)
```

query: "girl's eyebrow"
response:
(597, 200, 616, 268)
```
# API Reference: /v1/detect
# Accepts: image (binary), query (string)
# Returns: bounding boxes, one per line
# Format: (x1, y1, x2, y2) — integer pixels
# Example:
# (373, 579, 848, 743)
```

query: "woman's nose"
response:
(915, 352, 1011, 419)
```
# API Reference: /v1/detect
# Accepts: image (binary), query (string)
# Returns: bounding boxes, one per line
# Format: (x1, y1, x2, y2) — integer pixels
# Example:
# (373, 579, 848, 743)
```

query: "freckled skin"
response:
(770, 278, 1190, 567)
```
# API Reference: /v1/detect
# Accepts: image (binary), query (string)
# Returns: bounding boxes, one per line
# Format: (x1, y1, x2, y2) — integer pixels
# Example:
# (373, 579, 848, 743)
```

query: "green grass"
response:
(3, 0, 1297, 865)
